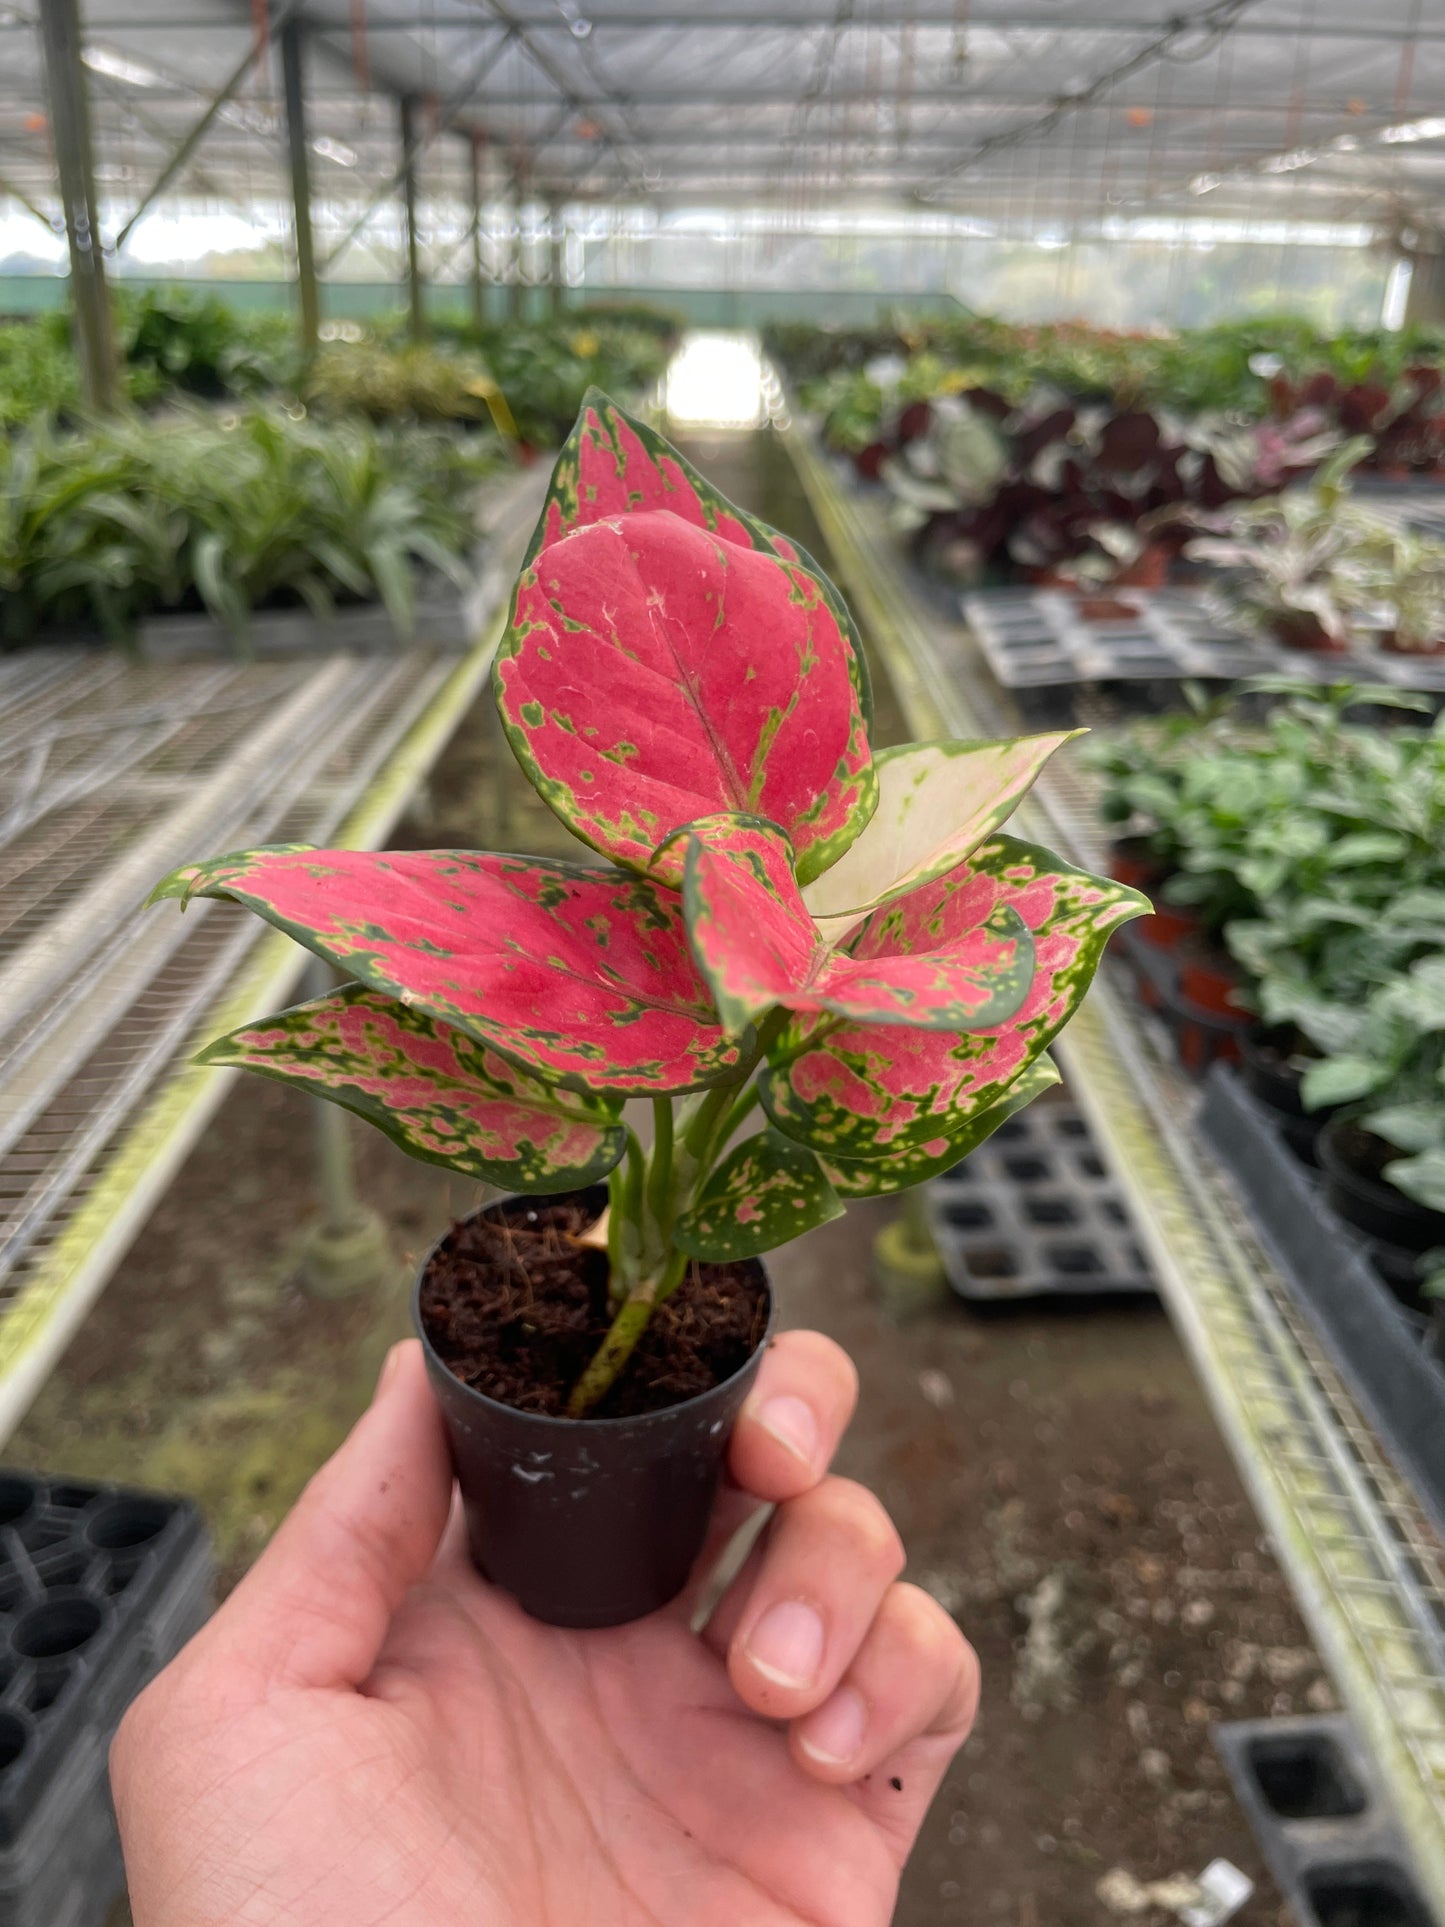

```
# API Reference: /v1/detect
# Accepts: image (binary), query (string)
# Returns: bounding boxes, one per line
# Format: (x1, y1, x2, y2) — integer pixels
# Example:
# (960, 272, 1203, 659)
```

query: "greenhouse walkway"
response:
(780, 416, 1445, 1919)
(0, 471, 542, 1445)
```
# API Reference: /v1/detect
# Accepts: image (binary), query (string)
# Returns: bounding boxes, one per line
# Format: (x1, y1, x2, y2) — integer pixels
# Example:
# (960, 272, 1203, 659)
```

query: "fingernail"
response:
(797, 1685, 867, 1765)
(754, 1395, 819, 1469)
(376, 1344, 404, 1395)
(745, 1599, 825, 1688)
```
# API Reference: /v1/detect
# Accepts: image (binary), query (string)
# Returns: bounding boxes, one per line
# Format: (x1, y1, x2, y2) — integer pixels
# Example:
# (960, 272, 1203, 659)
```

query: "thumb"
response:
(204, 1340, 454, 1693)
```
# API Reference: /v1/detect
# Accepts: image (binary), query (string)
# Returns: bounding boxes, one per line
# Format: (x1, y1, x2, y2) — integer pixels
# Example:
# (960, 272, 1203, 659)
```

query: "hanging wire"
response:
(918, 0, 1268, 202)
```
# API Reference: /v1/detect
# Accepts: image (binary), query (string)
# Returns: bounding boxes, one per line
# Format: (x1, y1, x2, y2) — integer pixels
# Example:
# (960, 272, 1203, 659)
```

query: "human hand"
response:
(111, 1334, 979, 1926)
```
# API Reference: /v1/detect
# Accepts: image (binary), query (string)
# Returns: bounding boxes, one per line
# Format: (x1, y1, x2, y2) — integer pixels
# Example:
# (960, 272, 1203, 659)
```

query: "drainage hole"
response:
(1077, 1152, 1106, 1178)
(994, 1118, 1030, 1142)
(85, 1499, 171, 1553)
(1024, 1197, 1077, 1227)
(11, 1595, 103, 1660)
(1046, 1244, 1103, 1277)
(944, 1202, 994, 1230)
(966, 1246, 1019, 1280)
(1305, 1864, 1432, 1927)
(1003, 1155, 1050, 1182)
(1249, 1734, 1366, 1820)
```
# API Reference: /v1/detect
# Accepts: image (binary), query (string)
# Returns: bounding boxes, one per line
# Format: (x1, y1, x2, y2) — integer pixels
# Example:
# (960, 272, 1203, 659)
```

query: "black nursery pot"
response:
(412, 1191, 774, 1630)
(1318, 1117, 1445, 1253)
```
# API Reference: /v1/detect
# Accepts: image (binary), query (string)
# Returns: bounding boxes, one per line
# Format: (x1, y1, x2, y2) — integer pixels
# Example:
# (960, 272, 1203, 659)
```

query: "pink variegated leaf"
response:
(528, 389, 807, 567)
(524, 395, 872, 773)
(495, 458, 875, 886)
(818, 1054, 1060, 1198)
(152, 846, 741, 1095)
(681, 815, 1034, 1036)
(803, 732, 1081, 940)
(198, 986, 626, 1190)
(674, 1127, 843, 1262)
(760, 835, 1148, 1158)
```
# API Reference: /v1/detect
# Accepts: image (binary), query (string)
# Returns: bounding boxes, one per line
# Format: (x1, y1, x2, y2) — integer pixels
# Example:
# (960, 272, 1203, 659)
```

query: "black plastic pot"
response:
(413, 1191, 774, 1630)
(1241, 1028, 1309, 1118)
(1317, 1117, 1445, 1253)
(1240, 1029, 1331, 1166)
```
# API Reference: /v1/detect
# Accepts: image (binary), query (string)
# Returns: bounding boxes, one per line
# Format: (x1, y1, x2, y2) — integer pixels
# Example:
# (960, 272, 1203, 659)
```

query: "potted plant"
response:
(1186, 442, 1395, 653)
(151, 394, 1147, 1628)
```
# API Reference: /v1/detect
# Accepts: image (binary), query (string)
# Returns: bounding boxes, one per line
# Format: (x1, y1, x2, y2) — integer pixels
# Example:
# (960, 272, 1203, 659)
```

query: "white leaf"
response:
(803, 732, 1080, 938)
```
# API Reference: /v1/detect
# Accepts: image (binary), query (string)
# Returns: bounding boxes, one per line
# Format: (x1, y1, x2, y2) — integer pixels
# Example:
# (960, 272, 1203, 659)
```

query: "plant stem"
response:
(647, 1094, 674, 1234)
(567, 1279, 660, 1417)
(606, 1129, 646, 1308)
(709, 1083, 763, 1162)
(576, 1006, 794, 1416)
(567, 1246, 692, 1418)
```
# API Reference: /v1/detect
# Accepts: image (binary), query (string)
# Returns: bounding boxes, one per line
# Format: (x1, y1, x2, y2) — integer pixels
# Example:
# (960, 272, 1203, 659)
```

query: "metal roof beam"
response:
(113, 0, 304, 252)
(16, 9, 1445, 38)
(461, 0, 651, 195)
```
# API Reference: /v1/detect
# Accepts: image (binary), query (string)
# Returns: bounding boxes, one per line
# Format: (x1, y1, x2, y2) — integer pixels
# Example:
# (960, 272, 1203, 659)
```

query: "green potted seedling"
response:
(151, 395, 1146, 1628)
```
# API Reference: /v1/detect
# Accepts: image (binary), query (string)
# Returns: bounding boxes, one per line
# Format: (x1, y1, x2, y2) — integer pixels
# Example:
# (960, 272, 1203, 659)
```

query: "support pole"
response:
(548, 196, 565, 316)
(400, 95, 425, 340)
(468, 132, 487, 327)
(297, 960, 391, 1300)
(280, 15, 320, 355)
(38, 0, 117, 412)
(506, 165, 523, 321)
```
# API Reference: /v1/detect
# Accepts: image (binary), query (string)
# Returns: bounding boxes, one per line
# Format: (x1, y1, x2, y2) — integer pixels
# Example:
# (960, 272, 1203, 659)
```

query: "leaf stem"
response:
(647, 1094, 675, 1235)
(581, 1006, 792, 1415)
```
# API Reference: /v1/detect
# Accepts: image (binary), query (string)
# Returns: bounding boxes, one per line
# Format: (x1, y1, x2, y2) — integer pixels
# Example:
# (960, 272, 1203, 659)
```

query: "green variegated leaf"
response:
(762, 835, 1147, 1159)
(199, 986, 627, 1190)
(682, 814, 1035, 1036)
(674, 1126, 844, 1261)
(819, 1054, 1062, 1197)
(803, 733, 1080, 939)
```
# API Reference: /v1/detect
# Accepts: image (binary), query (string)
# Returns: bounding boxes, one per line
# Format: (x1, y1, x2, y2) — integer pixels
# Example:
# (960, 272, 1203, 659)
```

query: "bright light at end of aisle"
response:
(663, 332, 766, 430)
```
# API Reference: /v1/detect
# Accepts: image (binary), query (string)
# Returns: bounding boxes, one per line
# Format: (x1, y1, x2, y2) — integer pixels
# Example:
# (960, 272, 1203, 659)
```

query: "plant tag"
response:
(1178, 1860, 1253, 1927)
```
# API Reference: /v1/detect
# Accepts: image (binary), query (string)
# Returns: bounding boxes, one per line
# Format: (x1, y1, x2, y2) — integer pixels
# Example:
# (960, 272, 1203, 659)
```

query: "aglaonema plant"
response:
(151, 392, 1148, 1417)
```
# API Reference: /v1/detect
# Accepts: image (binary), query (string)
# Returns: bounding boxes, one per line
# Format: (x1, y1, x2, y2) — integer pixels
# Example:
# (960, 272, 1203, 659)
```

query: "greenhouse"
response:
(1, 4, 1445, 1925)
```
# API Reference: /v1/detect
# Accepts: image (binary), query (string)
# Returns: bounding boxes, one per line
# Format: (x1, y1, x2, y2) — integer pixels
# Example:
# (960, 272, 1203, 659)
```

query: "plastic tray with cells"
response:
(0, 1471, 211, 1927)
(924, 1098, 1156, 1300)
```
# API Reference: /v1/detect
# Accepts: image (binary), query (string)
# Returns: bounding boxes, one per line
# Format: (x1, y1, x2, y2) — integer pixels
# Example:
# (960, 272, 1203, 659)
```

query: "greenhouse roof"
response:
(1, 1, 1443, 243)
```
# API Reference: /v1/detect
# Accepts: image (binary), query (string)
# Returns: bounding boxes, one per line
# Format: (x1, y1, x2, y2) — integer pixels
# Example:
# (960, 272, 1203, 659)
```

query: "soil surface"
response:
(3, 424, 1321, 1927)
(421, 1196, 769, 1416)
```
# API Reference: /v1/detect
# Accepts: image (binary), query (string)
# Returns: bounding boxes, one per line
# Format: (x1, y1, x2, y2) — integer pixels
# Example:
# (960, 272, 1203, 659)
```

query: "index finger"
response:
(729, 1329, 859, 1503)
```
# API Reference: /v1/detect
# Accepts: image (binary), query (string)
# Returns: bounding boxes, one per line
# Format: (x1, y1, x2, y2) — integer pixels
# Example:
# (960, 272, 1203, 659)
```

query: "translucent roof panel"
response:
(0, 1, 1442, 238)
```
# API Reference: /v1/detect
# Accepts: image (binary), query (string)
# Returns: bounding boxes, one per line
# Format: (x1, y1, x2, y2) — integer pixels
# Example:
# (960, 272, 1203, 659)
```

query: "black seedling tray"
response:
(0, 1471, 211, 1927)
(1215, 1715, 1439, 1927)
(1199, 1069, 1445, 1542)
(924, 1100, 1155, 1299)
